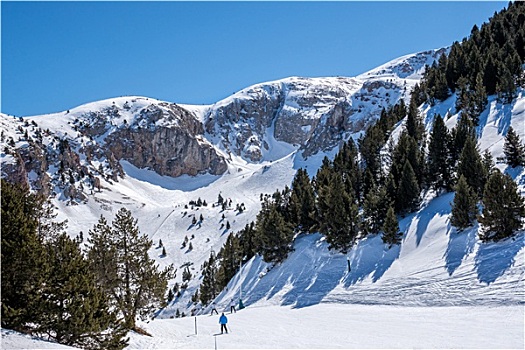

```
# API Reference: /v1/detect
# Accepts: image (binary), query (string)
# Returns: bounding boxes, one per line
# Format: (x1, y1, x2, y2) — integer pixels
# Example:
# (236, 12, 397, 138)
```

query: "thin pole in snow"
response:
(194, 316, 197, 335)
(214, 334, 217, 350)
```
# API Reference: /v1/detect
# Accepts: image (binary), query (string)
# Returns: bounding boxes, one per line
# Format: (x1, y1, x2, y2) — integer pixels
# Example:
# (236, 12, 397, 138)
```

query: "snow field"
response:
(128, 303, 524, 349)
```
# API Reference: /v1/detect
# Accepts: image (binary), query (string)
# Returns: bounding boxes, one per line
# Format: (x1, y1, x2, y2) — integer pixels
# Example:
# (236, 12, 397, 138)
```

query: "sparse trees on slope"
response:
(478, 171, 525, 242)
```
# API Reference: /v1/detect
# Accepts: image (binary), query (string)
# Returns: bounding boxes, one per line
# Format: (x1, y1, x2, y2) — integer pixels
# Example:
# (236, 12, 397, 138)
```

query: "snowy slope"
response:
(1, 50, 524, 349)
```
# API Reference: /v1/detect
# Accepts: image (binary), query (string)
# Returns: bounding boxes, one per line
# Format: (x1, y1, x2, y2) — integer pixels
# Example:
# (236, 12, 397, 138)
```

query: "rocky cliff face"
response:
(0, 49, 442, 201)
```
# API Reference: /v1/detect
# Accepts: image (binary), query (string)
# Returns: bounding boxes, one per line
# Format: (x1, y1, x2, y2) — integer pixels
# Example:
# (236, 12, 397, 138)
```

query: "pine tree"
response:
(167, 289, 174, 303)
(40, 233, 127, 350)
(289, 168, 316, 232)
(217, 233, 242, 288)
(503, 126, 525, 167)
(478, 171, 525, 242)
(200, 252, 219, 305)
(382, 206, 402, 247)
(427, 114, 453, 192)
(457, 136, 486, 197)
(182, 267, 192, 282)
(362, 184, 390, 235)
(395, 161, 420, 216)
(318, 173, 359, 254)
(254, 200, 294, 263)
(1, 180, 47, 330)
(450, 175, 479, 231)
(87, 208, 173, 330)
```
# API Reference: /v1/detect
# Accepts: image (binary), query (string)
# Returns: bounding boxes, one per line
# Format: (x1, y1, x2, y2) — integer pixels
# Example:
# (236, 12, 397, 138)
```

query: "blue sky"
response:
(2, 1, 508, 116)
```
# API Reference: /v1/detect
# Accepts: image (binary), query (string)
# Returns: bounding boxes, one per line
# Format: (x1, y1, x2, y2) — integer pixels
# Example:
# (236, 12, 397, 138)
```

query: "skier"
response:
(210, 302, 218, 315)
(219, 313, 228, 334)
(230, 298, 237, 313)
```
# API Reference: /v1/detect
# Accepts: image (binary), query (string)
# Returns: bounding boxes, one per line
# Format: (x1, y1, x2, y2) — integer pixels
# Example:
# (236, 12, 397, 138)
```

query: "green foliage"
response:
(1, 180, 127, 349)
(382, 206, 402, 247)
(289, 168, 317, 232)
(450, 175, 479, 231)
(457, 136, 486, 197)
(421, 2, 525, 106)
(1, 180, 47, 330)
(217, 233, 242, 287)
(503, 126, 525, 167)
(200, 252, 219, 305)
(255, 198, 294, 263)
(362, 184, 390, 236)
(478, 171, 525, 242)
(39, 233, 127, 350)
(395, 161, 420, 216)
(317, 172, 359, 254)
(427, 114, 453, 192)
(87, 208, 173, 330)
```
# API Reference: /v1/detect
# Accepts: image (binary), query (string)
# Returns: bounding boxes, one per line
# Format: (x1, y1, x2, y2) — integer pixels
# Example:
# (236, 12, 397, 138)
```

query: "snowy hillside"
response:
(1, 48, 524, 349)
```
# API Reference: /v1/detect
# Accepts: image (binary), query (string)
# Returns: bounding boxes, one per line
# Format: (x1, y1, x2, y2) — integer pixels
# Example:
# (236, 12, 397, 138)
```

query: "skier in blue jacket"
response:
(219, 313, 228, 334)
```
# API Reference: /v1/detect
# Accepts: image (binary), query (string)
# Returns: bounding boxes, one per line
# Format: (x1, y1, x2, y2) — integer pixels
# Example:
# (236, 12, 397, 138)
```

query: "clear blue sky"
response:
(1, 1, 508, 116)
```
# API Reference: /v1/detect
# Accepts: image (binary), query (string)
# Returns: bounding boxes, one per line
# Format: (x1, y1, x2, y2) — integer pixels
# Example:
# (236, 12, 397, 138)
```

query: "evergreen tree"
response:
(217, 233, 242, 288)
(450, 175, 479, 231)
(87, 208, 173, 330)
(200, 252, 219, 305)
(406, 98, 425, 145)
(362, 184, 390, 235)
(238, 222, 257, 262)
(1, 180, 47, 330)
(457, 136, 486, 197)
(478, 171, 525, 242)
(382, 206, 402, 247)
(318, 173, 359, 253)
(427, 114, 453, 192)
(449, 115, 476, 167)
(503, 126, 525, 167)
(254, 201, 294, 263)
(40, 233, 127, 350)
(289, 168, 316, 232)
(395, 161, 420, 216)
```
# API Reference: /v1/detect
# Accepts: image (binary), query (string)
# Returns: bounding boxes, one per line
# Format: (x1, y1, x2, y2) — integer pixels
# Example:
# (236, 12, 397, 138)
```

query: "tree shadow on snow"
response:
(238, 235, 348, 309)
(474, 233, 524, 285)
(444, 224, 477, 276)
(343, 235, 400, 287)
(414, 194, 453, 247)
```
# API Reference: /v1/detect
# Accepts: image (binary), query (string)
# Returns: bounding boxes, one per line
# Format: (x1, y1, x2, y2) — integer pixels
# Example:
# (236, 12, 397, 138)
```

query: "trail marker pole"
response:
(194, 316, 197, 335)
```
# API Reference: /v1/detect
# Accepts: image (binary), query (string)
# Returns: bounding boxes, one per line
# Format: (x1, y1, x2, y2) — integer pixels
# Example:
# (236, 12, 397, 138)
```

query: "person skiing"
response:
(230, 298, 236, 313)
(210, 302, 218, 315)
(219, 313, 228, 334)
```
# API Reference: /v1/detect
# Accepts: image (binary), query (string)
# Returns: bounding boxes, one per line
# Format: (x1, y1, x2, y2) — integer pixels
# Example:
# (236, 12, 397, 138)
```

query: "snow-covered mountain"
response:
(1, 47, 524, 349)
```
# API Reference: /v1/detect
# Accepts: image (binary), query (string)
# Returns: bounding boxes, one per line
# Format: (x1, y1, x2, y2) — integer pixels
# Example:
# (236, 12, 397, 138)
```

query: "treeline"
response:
(1, 180, 172, 349)
(416, 1, 525, 113)
(198, 100, 525, 306)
